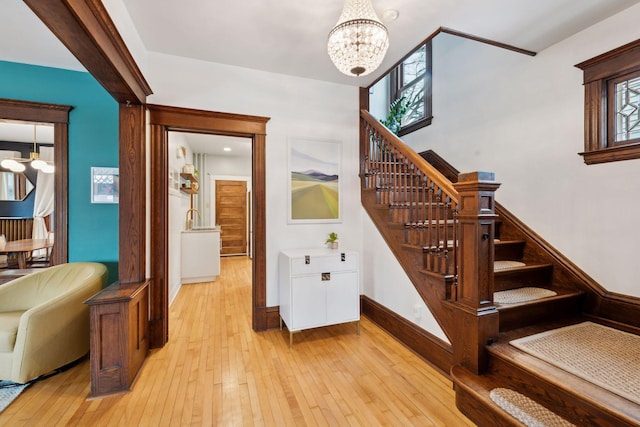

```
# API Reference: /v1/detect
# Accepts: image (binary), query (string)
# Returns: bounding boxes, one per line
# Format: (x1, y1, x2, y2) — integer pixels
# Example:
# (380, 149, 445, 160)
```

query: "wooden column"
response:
(119, 103, 146, 283)
(451, 172, 500, 374)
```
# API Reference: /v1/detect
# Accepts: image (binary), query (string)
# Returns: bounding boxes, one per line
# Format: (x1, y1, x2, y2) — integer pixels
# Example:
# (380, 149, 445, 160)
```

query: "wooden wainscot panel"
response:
(85, 280, 150, 398)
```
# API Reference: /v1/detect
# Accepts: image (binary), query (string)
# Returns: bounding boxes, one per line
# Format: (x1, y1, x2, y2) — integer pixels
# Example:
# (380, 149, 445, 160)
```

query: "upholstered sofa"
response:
(0, 262, 107, 383)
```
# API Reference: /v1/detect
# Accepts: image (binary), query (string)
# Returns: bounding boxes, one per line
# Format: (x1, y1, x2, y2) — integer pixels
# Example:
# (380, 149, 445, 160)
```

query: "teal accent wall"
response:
(0, 60, 119, 284)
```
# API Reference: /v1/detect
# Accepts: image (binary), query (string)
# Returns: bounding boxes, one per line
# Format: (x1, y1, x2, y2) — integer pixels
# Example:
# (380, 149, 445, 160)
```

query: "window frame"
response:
(389, 42, 433, 136)
(607, 69, 640, 148)
(576, 38, 640, 165)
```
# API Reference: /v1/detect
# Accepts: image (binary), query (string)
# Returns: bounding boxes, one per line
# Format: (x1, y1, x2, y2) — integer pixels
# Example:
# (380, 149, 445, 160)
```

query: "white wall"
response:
(168, 132, 193, 304)
(143, 53, 361, 306)
(107, 1, 640, 343)
(400, 5, 640, 298)
(362, 213, 449, 342)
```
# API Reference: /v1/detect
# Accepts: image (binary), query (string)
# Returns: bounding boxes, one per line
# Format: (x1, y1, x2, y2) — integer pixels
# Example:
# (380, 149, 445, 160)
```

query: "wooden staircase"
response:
(359, 109, 640, 426)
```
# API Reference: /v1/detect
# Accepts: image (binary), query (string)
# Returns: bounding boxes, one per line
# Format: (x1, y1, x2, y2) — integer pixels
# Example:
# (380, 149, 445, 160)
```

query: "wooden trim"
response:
(148, 104, 271, 344)
(0, 98, 72, 123)
(266, 306, 281, 330)
(579, 141, 640, 164)
(359, 88, 369, 176)
(147, 104, 269, 134)
(53, 122, 69, 265)
(0, 98, 71, 265)
(575, 38, 640, 84)
(24, 0, 152, 104)
(439, 27, 537, 57)
(367, 26, 536, 88)
(149, 123, 168, 347)
(252, 133, 268, 331)
(118, 104, 146, 283)
(361, 295, 453, 377)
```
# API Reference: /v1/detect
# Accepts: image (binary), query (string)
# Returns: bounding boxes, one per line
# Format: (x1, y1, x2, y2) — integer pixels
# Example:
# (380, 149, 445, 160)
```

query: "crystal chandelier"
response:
(327, 0, 389, 77)
(0, 125, 54, 174)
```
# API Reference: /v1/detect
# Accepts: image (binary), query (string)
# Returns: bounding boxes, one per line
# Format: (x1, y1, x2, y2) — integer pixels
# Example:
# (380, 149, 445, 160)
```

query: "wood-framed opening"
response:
(148, 104, 270, 347)
(0, 98, 71, 265)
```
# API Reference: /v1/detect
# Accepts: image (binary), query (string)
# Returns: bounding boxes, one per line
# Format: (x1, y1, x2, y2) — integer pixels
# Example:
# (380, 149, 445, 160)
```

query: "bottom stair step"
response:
(452, 364, 548, 427)
(487, 322, 640, 427)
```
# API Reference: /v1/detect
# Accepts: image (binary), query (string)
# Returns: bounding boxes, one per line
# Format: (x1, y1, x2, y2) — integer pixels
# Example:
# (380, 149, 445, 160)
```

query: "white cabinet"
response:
(279, 248, 359, 347)
(181, 229, 220, 284)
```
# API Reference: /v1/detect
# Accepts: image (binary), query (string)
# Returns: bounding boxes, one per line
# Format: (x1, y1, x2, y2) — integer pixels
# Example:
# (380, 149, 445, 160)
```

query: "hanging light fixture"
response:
(0, 125, 54, 174)
(327, 0, 389, 77)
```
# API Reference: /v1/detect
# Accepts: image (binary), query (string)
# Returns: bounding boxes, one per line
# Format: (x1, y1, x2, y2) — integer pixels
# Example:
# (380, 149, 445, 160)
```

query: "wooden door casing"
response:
(216, 180, 247, 255)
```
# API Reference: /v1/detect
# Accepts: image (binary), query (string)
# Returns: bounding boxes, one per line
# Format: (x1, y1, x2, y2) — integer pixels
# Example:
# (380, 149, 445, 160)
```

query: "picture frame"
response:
(91, 167, 119, 204)
(288, 137, 341, 223)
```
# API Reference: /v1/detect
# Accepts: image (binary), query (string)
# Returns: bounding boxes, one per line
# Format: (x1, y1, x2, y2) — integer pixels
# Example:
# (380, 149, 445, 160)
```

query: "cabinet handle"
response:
(341, 253, 346, 261)
(305, 255, 310, 264)
(321, 272, 330, 281)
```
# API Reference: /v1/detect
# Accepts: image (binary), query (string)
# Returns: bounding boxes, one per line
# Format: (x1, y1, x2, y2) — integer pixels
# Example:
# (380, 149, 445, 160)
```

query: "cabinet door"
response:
(326, 271, 359, 325)
(291, 275, 326, 330)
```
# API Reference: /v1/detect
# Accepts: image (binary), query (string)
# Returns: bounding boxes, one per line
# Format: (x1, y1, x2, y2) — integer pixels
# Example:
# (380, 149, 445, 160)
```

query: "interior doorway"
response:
(148, 104, 270, 348)
(215, 179, 248, 256)
(0, 98, 70, 266)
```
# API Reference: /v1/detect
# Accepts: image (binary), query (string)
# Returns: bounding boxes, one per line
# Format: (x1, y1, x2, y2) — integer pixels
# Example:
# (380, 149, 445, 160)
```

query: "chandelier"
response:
(327, 0, 389, 77)
(0, 125, 54, 174)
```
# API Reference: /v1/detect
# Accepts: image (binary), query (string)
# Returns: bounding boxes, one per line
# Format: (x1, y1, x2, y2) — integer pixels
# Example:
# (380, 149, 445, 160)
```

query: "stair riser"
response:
(498, 295, 583, 331)
(494, 267, 552, 292)
(495, 242, 525, 261)
(454, 384, 523, 427)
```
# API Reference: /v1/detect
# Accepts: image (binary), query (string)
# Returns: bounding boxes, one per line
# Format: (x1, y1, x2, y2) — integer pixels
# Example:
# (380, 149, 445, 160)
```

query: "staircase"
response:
(359, 110, 640, 426)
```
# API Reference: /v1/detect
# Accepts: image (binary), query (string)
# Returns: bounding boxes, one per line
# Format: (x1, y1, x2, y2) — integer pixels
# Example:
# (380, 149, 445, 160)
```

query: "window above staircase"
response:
(576, 38, 640, 165)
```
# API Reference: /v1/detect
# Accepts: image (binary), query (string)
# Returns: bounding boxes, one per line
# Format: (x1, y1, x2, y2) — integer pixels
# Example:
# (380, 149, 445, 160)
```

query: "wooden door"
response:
(215, 180, 247, 255)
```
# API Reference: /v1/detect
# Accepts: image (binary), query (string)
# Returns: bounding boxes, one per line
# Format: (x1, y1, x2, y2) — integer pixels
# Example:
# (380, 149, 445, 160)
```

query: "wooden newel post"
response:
(451, 171, 501, 374)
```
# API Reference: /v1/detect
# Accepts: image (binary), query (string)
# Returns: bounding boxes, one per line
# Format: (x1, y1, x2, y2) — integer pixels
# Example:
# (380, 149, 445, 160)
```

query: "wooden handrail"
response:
(360, 109, 458, 203)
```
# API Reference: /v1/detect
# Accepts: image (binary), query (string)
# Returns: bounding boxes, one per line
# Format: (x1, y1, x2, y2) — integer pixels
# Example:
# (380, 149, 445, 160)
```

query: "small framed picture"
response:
(91, 167, 119, 204)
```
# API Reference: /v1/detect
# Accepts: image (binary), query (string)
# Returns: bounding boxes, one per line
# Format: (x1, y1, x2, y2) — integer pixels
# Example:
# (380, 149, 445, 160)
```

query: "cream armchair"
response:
(0, 262, 107, 384)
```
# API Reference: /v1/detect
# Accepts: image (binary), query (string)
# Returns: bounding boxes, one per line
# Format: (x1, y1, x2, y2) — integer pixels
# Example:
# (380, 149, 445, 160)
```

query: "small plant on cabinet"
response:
(325, 232, 339, 249)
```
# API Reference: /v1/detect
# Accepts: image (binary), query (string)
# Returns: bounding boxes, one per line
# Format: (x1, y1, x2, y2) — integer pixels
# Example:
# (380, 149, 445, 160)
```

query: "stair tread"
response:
(494, 287, 583, 310)
(489, 320, 640, 425)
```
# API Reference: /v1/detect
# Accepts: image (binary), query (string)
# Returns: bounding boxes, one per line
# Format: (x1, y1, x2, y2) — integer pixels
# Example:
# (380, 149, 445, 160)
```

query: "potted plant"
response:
(325, 232, 339, 249)
(380, 96, 409, 135)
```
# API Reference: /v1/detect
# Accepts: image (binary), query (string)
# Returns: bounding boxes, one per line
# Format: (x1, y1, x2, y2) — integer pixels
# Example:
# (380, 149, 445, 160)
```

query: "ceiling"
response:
(2, 0, 640, 87)
(170, 133, 251, 158)
(1, 0, 639, 153)
(0, 121, 54, 145)
(118, 0, 639, 86)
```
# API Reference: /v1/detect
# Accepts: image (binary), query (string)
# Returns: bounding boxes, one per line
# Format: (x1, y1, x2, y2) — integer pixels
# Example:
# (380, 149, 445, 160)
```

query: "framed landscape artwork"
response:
(288, 138, 341, 223)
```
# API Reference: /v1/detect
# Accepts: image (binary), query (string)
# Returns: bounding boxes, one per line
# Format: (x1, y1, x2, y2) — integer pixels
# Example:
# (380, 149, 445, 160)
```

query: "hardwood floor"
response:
(1, 256, 473, 426)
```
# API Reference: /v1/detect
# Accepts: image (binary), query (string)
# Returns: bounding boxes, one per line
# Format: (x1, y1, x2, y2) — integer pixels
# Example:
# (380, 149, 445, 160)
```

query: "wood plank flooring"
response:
(1, 256, 473, 426)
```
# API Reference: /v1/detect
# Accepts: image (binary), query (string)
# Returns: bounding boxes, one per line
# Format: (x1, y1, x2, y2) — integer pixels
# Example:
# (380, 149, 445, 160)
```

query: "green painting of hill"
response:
(291, 180, 339, 220)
